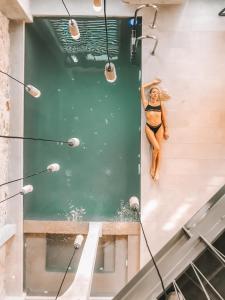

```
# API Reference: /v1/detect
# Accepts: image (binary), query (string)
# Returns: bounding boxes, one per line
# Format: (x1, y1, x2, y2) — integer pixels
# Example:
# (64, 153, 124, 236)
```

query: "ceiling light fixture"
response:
(61, 0, 80, 40)
(0, 185, 34, 205)
(0, 70, 41, 98)
(0, 163, 60, 188)
(0, 135, 80, 148)
(93, 0, 102, 12)
(103, 0, 117, 83)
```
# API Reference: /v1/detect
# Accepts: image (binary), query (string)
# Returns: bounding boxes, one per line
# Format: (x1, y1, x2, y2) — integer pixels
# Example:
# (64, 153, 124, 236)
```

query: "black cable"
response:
(136, 212, 168, 299)
(61, 0, 71, 17)
(0, 192, 21, 204)
(0, 169, 47, 188)
(0, 135, 68, 144)
(0, 69, 27, 87)
(103, 0, 111, 68)
(55, 247, 76, 299)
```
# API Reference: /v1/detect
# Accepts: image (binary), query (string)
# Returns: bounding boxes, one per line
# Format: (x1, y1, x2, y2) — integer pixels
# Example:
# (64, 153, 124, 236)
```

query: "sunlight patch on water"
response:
(116, 200, 138, 222)
(66, 207, 86, 221)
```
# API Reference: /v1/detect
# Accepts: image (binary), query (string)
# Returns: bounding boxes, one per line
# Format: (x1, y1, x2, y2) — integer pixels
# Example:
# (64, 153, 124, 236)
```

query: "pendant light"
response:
(0, 70, 41, 98)
(103, 0, 117, 83)
(61, 0, 80, 40)
(93, 0, 102, 12)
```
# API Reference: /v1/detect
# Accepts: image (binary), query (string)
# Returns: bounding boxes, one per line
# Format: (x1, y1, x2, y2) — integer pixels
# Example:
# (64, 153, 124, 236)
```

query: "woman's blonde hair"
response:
(149, 85, 170, 101)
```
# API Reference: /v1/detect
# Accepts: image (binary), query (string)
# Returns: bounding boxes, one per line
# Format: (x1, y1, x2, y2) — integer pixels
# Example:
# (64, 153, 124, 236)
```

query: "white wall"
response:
(5, 20, 25, 297)
(140, 0, 225, 265)
(0, 11, 25, 300)
(0, 0, 32, 21)
(0, 11, 10, 300)
(0, 16, 25, 300)
(0, 13, 24, 299)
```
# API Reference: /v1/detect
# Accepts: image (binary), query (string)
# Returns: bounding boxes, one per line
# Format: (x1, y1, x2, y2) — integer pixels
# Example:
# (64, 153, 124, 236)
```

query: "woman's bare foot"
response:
(150, 166, 155, 178)
(153, 171, 159, 181)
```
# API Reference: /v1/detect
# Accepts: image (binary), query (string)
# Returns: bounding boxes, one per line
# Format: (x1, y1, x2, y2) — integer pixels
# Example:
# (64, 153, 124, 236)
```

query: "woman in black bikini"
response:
(141, 79, 169, 180)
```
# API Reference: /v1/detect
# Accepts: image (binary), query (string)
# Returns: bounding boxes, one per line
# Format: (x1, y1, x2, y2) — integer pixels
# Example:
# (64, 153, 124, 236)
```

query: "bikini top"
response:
(145, 102, 161, 112)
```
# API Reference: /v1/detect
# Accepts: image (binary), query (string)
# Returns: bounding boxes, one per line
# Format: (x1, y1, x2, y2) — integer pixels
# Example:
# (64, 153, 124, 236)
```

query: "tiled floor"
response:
(140, 0, 225, 265)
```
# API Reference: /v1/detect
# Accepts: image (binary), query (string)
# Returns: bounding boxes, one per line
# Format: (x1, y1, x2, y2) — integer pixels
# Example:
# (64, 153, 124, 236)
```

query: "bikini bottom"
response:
(146, 122, 162, 134)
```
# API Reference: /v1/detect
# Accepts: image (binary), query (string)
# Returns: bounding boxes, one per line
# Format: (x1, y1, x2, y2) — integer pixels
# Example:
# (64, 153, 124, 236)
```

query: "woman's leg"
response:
(145, 125, 160, 178)
(154, 125, 164, 180)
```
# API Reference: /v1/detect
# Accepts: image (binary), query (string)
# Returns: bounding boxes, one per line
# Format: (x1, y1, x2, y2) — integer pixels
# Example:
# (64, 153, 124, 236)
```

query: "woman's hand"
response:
(153, 78, 161, 85)
(164, 128, 169, 140)
(142, 78, 161, 89)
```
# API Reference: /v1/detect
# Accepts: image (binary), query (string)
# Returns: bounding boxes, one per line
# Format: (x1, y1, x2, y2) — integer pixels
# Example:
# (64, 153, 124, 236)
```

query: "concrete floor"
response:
(140, 0, 225, 265)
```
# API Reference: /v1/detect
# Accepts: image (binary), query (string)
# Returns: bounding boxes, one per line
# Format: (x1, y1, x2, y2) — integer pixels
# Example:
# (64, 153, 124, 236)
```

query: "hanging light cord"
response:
(136, 212, 168, 299)
(0, 192, 21, 204)
(0, 169, 47, 188)
(0, 135, 68, 144)
(55, 247, 76, 300)
(61, 0, 71, 17)
(103, 0, 111, 68)
(0, 69, 27, 87)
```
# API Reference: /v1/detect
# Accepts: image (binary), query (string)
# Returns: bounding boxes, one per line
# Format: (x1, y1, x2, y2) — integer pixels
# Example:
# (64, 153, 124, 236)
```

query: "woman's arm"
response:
(161, 102, 169, 139)
(140, 78, 161, 108)
(142, 78, 161, 89)
(140, 85, 148, 108)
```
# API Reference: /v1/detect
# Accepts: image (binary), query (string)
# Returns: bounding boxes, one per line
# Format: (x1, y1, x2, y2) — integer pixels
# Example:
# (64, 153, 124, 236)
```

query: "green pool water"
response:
(24, 17, 141, 221)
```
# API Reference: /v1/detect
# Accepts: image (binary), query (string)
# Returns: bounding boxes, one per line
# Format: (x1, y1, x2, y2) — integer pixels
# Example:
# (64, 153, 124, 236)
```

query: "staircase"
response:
(113, 185, 225, 299)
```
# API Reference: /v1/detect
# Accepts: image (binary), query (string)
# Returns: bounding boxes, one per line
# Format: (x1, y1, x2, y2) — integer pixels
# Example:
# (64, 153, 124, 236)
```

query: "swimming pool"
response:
(24, 17, 141, 221)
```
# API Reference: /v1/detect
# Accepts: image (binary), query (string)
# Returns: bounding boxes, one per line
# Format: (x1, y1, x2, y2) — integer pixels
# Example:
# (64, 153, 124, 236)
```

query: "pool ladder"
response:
(130, 4, 159, 61)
